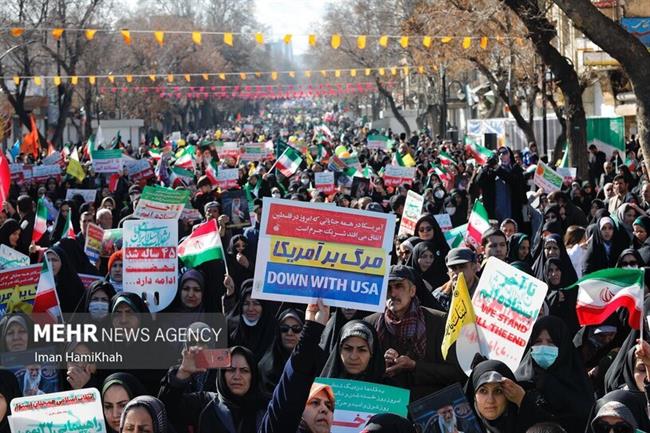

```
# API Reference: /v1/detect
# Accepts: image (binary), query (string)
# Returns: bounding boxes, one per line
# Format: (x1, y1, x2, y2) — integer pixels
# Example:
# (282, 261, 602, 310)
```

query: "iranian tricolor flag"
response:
(438, 151, 457, 166)
(205, 160, 219, 186)
(170, 166, 194, 187)
(467, 200, 490, 247)
(174, 146, 195, 170)
(275, 146, 303, 177)
(178, 219, 225, 268)
(62, 210, 75, 240)
(568, 268, 645, 329)
(465, 136, 494, 165)
(32, 258, 63, 324)
(32, 197, 49, 243)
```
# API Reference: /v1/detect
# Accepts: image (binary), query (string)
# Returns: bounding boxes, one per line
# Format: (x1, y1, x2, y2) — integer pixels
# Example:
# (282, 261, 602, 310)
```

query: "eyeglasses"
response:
(279, 325, 303, 334)
(592, 420, 633, 433)
(418, 226, 433, 232)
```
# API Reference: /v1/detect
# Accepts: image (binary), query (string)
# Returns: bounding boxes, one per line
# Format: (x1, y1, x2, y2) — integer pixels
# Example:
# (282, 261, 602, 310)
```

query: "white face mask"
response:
(88, 301, 109, 320)
(434, 190, 445, 199)
(272, 192, 281, 198)
(243, 316, 260, 326)
(301, 179, 310, 186)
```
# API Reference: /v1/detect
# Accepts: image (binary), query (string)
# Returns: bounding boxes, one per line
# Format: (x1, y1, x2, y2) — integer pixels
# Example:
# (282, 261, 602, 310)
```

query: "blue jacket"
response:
(258, 320, 325, 433)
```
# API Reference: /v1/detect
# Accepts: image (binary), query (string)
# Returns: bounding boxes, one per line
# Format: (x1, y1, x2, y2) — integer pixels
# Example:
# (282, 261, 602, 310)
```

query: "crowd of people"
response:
(0, 101, 649, 433)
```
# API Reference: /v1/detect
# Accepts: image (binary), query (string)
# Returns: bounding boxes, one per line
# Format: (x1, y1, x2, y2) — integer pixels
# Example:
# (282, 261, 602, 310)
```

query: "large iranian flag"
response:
(275, 146, 303, 177)
(467, 200, 490, 247)
(568, 268, 644, 329)
(465, 136, 494, 165)
(32, 198, 48, 243)
(438, 151, 457, 166)
(178, 219, 225, 268)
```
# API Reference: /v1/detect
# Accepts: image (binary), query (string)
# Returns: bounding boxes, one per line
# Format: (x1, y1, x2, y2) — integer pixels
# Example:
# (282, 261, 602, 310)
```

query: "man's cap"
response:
(204, 201, 220, 211)
(366, 202, 384, 213)
(475, 371, 504, 389)
(128, 185, 142, 195)
(446, 248, 476, 267)
(388, 265, 416, 282)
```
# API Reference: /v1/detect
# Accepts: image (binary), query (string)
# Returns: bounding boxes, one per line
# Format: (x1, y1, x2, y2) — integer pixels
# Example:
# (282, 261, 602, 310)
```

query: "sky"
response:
(254, 0, 329, 54)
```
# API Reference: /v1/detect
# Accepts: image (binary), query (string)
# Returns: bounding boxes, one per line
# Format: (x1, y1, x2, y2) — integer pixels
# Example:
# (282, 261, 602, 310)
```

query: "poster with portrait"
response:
(221, 190, 251, 229)
(351, 177, 371, 199)
(409, 383, 484, 433)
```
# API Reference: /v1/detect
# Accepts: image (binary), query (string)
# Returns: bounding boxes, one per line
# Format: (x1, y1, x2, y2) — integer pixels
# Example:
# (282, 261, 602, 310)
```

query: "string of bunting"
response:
(5, 65, 432, 86)
(3, 26, 526, 50)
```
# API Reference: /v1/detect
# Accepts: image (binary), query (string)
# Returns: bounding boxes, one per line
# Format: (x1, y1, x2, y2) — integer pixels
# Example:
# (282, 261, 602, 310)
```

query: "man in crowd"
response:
(432, 248, 480, 312)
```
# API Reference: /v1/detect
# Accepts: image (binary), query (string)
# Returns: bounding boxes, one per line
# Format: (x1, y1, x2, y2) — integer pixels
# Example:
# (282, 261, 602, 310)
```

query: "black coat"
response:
(475, 157, 527, 227)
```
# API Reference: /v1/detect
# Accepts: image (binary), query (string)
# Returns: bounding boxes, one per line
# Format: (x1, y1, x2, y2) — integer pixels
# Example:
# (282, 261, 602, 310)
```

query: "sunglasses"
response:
(279, 325, 303, 334)
(418, 226, 433, 232)
(593, 421, 633, 433)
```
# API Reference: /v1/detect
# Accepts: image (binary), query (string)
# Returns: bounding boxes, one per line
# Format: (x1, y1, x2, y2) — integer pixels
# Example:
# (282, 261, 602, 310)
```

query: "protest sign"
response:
(31, 165, 62, 183)
(383, 165, 416, 187)
(217, 141, 241, 160)
(123, 219, 178, 312)
(42, 151, 64, 167)
(444, 224, 468, 248)
(134, 185, 189, 220)
(316, 378, 409, 433)
(409, 383, 483, 433)
(100, 229, 123, 257)
(398, 191, 423, 237)
(126, 159, 155, 182)
(221, 190, 251, 228)
(464, 257, 547, 372)
(1, 347, 60, 395)
(215, 168, 239, 189)
(22, 164, 33, 182)
(79, 273, 104, 290)
(66, 189, 97, 203)
(0, 245, 30, 270)
(84, 223, 104, 265)
(253, 198, 395, 312)
(91, 149, 124, 173)
(180, 200, 202, 222)
(0, 264, 41, 316)
(341, 155, 361, 171)
(171, 131, 182, 141)
(314, 171, 336, 194)
(556, 167, 577, 185)
(534, 161, 563, 193)
(351, 177, 370, 199)
(366, 134, 389, 151)
(434, 214, 453, 232)
(10, 163, 25, 182)
(9, 388, 107, 433)
(240, 143, 266, 161)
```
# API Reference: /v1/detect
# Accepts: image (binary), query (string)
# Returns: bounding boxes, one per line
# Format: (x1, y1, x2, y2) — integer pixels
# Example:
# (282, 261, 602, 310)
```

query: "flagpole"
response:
(641, 269, 646, 344)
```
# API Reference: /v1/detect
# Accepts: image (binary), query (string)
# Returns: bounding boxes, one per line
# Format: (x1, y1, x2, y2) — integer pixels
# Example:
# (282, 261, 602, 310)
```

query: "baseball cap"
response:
(204, 201, 220, 212)
(475, 371, 504, 389)
(446, 248, 476, 267)
(388, 265, 416, 283)
(129, 185, 142, 195)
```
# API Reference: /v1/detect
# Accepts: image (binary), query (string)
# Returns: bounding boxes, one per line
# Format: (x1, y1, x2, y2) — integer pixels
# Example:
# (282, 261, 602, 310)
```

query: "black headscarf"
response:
(0, 313, 33, 352)
(587, 389, 650, 433)
(544, 257, 579, 333)
(465, 360, 523, 433)
(76, 279, 117, 315)
(582, 216, 628, 275)
(320, 308, 368, 353)
(507, 233, 531, 264)
(413, 214, 449, 257)
(321, 320, 385, 383)
(0, 368, 21, 433)
(531, 234, 578, 288)
(407, 241, 449, 289)
(169, 269, 208, 313)
(217, 346, 269, 433)
(227, 287, 277, 363)
(110, 292, 150, 314)
(50, 200, 76, 244)
(363, 414, 416, 433)
(120, 395, 169, 433)
(515, 316, 594, 432)
(0, 219, 23, 253)
(258, 308, 303, 393)
(102, 372, 147, 433)
(632, 215, 650, 249)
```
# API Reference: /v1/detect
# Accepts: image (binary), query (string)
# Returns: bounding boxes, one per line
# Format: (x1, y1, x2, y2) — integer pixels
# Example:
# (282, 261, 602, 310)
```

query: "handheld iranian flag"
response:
(205, 160, 219, 186)
(465, 136, 494, 165)
(62, 209, 75, 240)
(567, 268, 645, 329)
(170, 166, 195, 187)
(467, 200, 490, 247)
(438, 151, 457, 166)
(174, 146, 195, 170)
(32, 197, 49, 243)
(178, 219, 225, 268)
(274, 146, 303, 177)
(32, 257, 63, 324)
